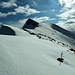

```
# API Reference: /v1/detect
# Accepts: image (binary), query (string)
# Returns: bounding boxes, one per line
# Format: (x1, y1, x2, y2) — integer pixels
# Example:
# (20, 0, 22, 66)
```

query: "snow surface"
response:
(0, 24, 75, 75)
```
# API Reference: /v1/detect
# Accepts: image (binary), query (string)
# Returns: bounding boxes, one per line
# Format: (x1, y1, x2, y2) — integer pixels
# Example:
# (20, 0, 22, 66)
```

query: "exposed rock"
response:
(0, 25, 15, 35)
(22, 19, 39, 29)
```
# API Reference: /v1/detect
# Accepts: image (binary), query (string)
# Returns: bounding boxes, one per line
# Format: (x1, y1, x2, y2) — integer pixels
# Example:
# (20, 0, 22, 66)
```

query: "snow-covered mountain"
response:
(0, 19, 75, 75)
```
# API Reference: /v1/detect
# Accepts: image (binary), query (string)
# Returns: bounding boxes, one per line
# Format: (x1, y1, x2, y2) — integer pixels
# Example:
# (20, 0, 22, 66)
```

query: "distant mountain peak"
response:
(51, 24, 75, 39)
(22, 19, 39, 29)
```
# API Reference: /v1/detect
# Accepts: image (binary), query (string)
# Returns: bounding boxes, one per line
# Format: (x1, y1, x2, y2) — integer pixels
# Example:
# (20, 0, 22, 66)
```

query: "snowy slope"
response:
(0, 24, 75, 75)
(23, 23, 75, 48)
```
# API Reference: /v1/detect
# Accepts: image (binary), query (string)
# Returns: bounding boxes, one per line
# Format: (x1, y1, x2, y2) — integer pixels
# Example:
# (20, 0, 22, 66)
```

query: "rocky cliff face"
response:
(22, 19, 39, 29)
(0, 25, 15, 35)
(51, 24, 75, 39)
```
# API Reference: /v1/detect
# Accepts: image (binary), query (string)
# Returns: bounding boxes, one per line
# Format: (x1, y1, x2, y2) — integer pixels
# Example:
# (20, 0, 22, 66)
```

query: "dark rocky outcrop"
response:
(22, 19, 39, 29)
(0, 25, 15, 35)
(70, 48, 75, 53)
(57, 58, 64, 62)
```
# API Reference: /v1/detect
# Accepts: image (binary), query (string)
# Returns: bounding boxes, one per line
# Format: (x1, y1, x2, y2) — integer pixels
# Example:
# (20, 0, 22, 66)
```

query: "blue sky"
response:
(0, 0, 75, 30)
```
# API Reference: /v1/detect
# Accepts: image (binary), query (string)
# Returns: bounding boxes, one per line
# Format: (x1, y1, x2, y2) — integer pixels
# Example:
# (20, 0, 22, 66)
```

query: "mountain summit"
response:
(22, 19, 39, 29)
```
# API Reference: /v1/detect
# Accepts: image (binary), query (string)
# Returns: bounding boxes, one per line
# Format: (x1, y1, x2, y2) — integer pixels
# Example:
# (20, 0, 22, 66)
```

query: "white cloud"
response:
(0, 4, 40, 17)
(15, 5, 40, 16)
(9, 0, 16, 3)
(57, 18, 75, 32)
(0, 12, 16, 17)
(58, 0, 75, 19)
(6, 18, 28, 28)
(57, 0, 75, 32)
(51, 9, 56, 12)
(58, 8, 75, 19)
(33, 1, 37, 5)
(67, 24, 75, 33)
(31, 16, 50, 23)
(18, 19, 28, 26)
(59, 0, 70, 5)
(66, 19, 75, 24)
(56, 20, 67, 29)
(0, 0, 17, 8)
(15, 6, 25, 13)
(6, 21, 24, 28)
(59, 0, 75, 8)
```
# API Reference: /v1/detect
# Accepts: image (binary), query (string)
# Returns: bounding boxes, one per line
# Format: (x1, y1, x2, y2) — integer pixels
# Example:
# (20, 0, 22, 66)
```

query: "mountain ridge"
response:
(22, 19, 75, 40)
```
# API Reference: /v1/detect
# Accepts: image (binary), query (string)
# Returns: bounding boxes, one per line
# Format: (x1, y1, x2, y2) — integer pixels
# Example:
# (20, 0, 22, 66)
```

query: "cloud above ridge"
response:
(0, 4, 40, 17)
(57, 0, 75, 31)
(0, 0, 17, 8)
(15, 5, 40, 16)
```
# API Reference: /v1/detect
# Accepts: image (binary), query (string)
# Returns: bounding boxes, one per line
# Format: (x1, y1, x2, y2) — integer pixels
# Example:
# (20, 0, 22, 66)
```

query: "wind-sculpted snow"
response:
(0, 24, 75, 75)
